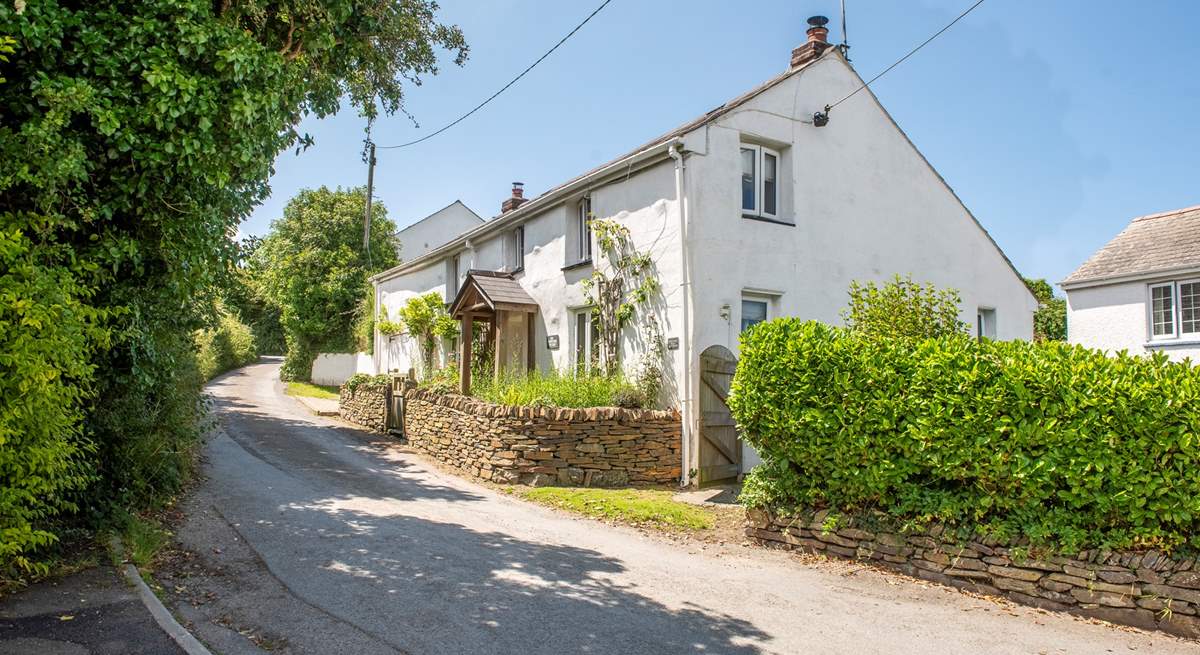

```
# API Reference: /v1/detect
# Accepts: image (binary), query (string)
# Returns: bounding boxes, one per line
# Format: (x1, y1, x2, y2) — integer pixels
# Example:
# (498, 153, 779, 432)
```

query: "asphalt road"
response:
(167, 358, 1194, 654)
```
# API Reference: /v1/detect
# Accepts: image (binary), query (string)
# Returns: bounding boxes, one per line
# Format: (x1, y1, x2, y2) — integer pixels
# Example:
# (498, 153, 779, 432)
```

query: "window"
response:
(1151, 283, 1175, 338)
(578, 198, 593, 262)
(1180, 281, 1200, 335)
(740, 144, 780, 220)
(1148, 280, 1200, 339)
(573, 309, 600, 372)
(446, 254, 460, 296)
(508, 226, 524, 271)
(741, 298, 768, 332)
(976, 308, 997, 340)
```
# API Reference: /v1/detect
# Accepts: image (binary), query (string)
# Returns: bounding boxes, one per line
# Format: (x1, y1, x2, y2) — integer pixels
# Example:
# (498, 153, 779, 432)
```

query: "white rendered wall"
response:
(311, 352, 374, 386)
(1067, 281, 1200, 363)
(395, 201, 482, 261)
(681, 53, 1036, 468)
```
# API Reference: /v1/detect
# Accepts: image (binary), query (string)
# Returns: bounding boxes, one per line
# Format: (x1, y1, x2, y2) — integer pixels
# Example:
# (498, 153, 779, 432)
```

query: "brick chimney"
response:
(790, 15, 831, 69)
(501, 182, 527, 214)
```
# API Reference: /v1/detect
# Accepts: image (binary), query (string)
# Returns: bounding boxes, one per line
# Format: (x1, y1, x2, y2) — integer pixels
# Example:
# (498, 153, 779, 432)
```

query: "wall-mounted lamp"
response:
(719, 303, 731, 321)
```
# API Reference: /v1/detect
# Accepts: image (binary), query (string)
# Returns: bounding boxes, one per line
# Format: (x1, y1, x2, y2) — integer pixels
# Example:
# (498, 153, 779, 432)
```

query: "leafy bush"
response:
(195, 311, 258, 381)
(396, 292, 457, 371)
(472, 369, 641, 409)
(842, 274, 967, 339)
(730, 318, 1200, 553)
(343, 373, 390, 394)
(1025, 277, 1067, 342)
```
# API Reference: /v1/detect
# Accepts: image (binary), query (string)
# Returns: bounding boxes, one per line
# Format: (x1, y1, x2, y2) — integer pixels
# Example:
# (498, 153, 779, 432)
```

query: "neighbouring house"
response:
(369, 17, 1036, 485)
(1062, 204, 1200, 363)
(395, 200, 483, 261)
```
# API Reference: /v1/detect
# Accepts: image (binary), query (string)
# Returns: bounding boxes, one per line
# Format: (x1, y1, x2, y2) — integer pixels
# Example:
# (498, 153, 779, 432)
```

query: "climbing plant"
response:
(396, 292, 458, 373)
(581, 218, 661, 376)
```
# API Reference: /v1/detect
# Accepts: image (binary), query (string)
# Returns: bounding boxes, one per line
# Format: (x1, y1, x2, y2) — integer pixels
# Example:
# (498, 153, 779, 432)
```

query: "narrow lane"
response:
(175, 358, 1193, 654)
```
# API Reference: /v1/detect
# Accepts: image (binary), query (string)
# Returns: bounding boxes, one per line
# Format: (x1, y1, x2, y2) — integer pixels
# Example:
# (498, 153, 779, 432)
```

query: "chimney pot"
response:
(502, 181, 528, 214)
(790, 15, 832, 69)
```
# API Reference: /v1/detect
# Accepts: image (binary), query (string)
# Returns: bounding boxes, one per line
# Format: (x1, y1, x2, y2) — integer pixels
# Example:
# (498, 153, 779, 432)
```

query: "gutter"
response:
(369, 139, 680, 284)
(667, 141, 694, 487)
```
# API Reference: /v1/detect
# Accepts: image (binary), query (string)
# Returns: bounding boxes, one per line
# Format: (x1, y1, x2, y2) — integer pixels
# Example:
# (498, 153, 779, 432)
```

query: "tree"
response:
(842, 274, 967, 339)
(0, 1, 465, 571)
(258, 187, 398, 381)
(391, 292, 457, 375)
(223, 236, 285, 354)
(1024, 277, 1067, 342)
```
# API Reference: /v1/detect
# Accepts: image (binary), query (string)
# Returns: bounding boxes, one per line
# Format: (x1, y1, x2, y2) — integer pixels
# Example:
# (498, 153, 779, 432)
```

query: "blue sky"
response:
(244, 0, 1200, 289)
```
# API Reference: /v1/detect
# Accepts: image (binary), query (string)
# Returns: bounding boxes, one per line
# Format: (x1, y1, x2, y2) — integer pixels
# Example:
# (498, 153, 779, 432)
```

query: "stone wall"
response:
(747, 508, 1200, 639)
(403, 389, 681, 486)
(339, 382, 388, 433)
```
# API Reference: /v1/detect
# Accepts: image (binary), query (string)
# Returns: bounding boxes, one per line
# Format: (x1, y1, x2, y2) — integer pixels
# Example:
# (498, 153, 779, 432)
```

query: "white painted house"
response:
(1063, 204, 1200, 363)
(395, 200, 483, 261)
(369, 20, 1035, 485)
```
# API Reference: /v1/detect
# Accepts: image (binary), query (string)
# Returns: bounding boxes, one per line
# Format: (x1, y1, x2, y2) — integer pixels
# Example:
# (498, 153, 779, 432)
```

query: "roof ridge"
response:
(1131, 203, 1200, 223)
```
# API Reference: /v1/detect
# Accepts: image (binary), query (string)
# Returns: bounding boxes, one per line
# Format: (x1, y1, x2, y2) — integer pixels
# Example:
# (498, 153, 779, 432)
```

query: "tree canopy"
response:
(0, 0, 465, 573)
(257, 187, 398, 380)
(841, 275, 968, 340)
(1024, 277, 1067, 342)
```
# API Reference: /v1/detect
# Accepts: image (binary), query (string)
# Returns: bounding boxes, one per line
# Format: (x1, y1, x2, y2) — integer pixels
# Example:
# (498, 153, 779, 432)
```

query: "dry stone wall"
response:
(339, 382, 388, 433)
(403, 389, 681, 486)
(747, 507, 1200, 639)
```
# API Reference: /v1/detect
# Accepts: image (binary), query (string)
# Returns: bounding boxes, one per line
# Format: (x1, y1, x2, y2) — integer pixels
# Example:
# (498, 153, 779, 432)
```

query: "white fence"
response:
(310, 352, 374, 386)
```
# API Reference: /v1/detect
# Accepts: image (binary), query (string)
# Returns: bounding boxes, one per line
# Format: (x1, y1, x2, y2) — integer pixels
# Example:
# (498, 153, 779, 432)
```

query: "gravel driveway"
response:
(157, 358, 1194, 654)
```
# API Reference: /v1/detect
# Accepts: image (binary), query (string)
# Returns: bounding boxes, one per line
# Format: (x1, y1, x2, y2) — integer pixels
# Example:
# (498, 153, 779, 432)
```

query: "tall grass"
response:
(472, 368, 641, 408)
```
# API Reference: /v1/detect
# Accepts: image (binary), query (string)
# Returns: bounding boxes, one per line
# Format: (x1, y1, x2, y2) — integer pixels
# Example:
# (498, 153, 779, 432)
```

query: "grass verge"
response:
(286, 381, 340, 400)
(109, 511, 171, 570)
(517, 487, 713, 531)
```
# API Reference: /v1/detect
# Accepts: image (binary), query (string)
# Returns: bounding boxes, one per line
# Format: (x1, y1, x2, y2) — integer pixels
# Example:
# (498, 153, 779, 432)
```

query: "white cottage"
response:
(1063, 204, 1200, 363)
(370, 19, 1035, 485)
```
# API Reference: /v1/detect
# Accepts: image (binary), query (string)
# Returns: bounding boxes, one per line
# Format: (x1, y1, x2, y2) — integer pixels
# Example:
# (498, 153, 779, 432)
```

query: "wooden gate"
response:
(697, 345, 740, 483)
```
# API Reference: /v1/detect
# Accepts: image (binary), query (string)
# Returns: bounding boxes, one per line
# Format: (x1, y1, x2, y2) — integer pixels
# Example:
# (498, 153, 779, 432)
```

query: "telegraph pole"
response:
(362, 140, 376, 264)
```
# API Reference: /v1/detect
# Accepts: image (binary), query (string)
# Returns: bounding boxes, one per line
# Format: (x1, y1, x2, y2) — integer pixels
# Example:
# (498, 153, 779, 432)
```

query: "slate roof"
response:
(449, 270, 537, 317)
(1063, 205, 1200, 286)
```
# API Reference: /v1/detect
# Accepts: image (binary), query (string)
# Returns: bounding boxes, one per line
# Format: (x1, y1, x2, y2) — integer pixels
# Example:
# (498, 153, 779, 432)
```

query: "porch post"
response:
(493, 310, 504, 379)
(459, 311, 473, 395)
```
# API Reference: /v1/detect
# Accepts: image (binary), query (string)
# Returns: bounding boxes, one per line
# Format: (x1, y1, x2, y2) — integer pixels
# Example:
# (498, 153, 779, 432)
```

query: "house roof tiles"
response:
(1063, 205, 1200, 286)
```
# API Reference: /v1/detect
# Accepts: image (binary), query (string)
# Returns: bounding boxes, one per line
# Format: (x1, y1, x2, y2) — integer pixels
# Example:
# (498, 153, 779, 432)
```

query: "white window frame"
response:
(1149, 282, 1177, 340)
(508, 226, 524, 272)
(446, 254, 460, 297)
(572, 308, 599, 373)
(976, 307, 997, 340)
(1178, 278, 1200, 336)
(578, 197, 593, 262)
(740, 144, 780, 221)
(740, 296, 770, 333)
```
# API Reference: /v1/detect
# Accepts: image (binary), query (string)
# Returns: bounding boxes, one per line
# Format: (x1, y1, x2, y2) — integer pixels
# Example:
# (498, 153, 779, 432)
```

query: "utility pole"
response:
(362, 140, 376, 262)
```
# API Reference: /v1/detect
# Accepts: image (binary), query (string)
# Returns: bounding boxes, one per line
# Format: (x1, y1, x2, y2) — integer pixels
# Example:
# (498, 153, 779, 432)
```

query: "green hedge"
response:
(195, 312, 257, 381)
(729, 319, 1200, 552)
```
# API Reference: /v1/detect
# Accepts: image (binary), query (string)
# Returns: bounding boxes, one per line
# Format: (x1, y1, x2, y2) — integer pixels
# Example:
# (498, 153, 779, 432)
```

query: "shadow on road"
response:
(192, 362, 774, 653)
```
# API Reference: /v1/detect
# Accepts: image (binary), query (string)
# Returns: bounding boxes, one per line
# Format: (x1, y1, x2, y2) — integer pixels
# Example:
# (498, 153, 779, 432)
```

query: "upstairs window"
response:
(1149, 280, 1200, 339)
(740, 144, 779, 220)
(1151, 283, 1176, 338)
(578, 198, 593, 262)
(508, 226, 524, 272)
(446, 254, 460, 296)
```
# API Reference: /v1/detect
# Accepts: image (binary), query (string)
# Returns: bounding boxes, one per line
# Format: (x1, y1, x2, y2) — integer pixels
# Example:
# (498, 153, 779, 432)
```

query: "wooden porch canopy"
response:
(447, 270, 539, 394)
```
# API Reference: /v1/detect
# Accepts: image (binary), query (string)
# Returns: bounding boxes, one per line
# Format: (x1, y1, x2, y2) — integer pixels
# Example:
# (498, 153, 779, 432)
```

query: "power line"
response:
(819, 0, 985, 119)
(376, 0, 614, 150)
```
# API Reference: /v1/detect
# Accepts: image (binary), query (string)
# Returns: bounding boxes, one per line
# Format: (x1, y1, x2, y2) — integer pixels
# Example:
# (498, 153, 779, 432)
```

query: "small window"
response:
(741, 298, 768, 332)
(573, 309, 600, 373)
(1180, 281, 1199, 335)
(977, 308, 997, 340)
(1151, 283, 1175, 338)
(740, 144, 781, 220)
(446, 254, 460, 296)
(508, 226, 524, 271)
(578, 198, 593, 262)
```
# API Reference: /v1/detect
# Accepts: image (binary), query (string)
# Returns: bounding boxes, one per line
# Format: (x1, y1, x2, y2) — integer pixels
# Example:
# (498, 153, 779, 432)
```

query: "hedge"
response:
(195, 312, 257, 381)
(729, 319, 1200, 552)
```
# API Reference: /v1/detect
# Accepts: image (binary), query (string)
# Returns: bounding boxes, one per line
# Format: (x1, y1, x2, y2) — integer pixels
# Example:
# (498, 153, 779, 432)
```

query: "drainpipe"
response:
(668, 141, 694, 487)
